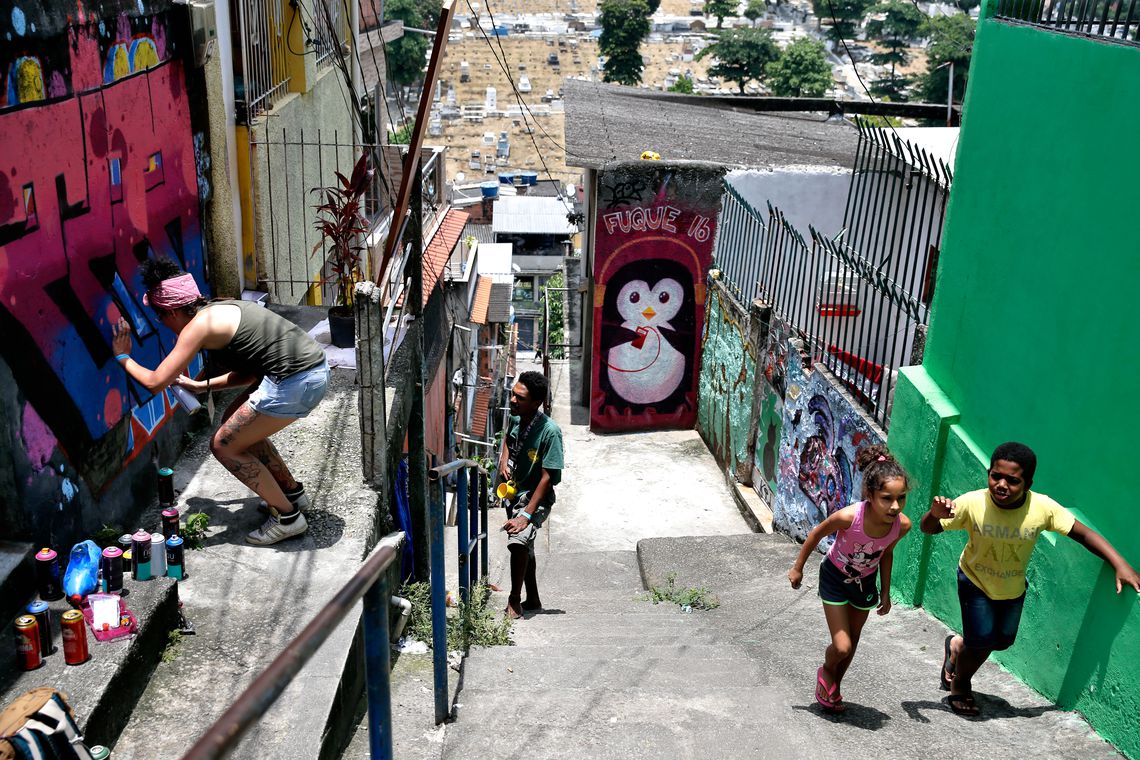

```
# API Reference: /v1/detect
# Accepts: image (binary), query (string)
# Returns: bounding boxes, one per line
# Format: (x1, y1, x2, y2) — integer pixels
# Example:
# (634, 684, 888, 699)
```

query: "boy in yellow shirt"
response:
(920, 442, 1139, 717)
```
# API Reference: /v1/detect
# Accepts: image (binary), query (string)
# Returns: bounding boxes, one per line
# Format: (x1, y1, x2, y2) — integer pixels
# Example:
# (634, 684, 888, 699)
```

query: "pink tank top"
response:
(827, 501, 901, 580)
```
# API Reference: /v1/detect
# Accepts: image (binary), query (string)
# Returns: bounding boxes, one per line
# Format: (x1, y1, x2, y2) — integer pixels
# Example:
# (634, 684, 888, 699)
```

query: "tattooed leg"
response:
(247, 439, 298, 492)
(210, 403, 298, 512)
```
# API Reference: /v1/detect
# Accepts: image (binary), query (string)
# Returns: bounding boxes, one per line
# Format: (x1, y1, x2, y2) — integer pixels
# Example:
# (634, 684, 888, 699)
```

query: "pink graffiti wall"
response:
(590, 165, 725, 432)
(1, 9, 206, 493)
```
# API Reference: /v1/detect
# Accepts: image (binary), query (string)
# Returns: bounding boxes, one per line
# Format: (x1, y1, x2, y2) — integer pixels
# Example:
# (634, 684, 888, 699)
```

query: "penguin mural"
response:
(598, 259, 696, 414)
(606, 276, 686, 404)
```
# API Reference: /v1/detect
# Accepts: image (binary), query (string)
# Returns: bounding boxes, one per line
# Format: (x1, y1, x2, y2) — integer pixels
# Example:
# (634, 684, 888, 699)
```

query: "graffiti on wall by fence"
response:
(773, 343, 885, 546)
(1, 5, 205, 493)
(697, 280, 755, 479)
(591, 163, 725, 432)
(752, 314, 791, 506)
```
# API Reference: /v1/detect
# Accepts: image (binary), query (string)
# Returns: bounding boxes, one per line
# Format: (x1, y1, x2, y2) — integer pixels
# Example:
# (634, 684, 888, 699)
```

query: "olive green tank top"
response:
(207, 300, 325, 380)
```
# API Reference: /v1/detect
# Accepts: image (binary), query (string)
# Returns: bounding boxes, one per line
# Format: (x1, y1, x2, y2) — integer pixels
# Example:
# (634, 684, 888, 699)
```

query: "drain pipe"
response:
(390, 595, 412, 643)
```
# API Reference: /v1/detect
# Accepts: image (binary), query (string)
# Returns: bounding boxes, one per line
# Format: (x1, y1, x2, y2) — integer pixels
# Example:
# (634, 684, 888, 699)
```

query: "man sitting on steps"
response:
(499, 371, 564, 620)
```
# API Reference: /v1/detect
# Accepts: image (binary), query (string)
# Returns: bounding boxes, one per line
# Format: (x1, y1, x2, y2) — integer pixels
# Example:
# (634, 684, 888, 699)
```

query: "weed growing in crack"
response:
(644, 572, 720, 611)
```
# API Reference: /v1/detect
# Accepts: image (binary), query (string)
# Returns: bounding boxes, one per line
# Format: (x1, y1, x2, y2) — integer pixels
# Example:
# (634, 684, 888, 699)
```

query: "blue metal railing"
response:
(181, 532, 405, 760)
(426, 457, 490, 724)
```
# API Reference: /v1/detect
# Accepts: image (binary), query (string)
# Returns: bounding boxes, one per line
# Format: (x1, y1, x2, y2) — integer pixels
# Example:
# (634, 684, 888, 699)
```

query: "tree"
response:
(811, 0, 870, 44)
(389, 118, 415, 144)
(541, 272, 566, 359)
(865, 0, 926, 100)
(743, 0, 766, 24)
(383, 0, 434, 85)
(918, 12, 975, 104)
(696, 28, 780, 93)
(768, 37, 833, 97)
(705, 0, 737, 27)
(600, 0, 652, 86)
(668, 74, 695, 92)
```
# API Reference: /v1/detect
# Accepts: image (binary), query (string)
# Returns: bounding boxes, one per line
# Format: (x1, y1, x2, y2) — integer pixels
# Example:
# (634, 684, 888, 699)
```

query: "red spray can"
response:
(14, 615, 42, 671)
(61, 609, 89, 665)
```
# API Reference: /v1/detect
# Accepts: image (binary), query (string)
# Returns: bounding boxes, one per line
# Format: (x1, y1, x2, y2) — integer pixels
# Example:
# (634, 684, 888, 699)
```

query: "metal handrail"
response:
(422, 456, 491, 724)
(182, 531, 406, 760)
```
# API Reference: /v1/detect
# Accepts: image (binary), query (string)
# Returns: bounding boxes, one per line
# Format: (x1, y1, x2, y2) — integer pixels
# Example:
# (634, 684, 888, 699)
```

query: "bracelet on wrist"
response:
(115, 353, 130, 362)
(519, 511, 532, 521)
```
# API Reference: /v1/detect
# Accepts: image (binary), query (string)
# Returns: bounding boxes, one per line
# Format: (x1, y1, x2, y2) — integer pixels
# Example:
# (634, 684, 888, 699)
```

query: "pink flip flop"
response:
(815, 667, 846, 713)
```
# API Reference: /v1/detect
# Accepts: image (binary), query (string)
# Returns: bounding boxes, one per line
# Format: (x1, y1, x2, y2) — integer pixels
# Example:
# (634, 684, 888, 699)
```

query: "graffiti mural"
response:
(591, 163, 725, 432)
(697, 279, 755, 479)
(1, 3, 205, 494)
(752, 314, 791, 505)
(773, 343, 885, 546)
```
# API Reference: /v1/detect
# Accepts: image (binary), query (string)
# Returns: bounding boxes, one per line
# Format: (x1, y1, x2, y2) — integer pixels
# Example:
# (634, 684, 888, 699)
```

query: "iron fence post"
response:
(479, 471, 489, 580)
(468, 468, 480, 585)
(456, 461, 470, 604)
(429, 476, 449, 725)
(362, 576, 394, 760)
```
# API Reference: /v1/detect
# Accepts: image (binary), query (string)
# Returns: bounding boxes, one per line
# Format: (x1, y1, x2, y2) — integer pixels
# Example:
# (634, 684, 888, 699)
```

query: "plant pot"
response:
(328, 306, 355, 349)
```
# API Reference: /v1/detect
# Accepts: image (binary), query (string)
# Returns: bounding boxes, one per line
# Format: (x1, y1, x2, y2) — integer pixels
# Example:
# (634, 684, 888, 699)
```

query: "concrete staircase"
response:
(434, 535, 1120, 760)
(445, 549, 808, 758)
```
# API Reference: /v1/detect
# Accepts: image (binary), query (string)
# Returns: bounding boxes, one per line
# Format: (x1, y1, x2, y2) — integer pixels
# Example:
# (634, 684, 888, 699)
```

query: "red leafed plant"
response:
(312, 152, 373, 309)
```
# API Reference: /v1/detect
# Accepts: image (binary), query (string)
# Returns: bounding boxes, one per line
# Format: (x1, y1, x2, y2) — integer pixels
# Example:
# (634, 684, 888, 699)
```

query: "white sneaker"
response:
(246, 509, 308, 545)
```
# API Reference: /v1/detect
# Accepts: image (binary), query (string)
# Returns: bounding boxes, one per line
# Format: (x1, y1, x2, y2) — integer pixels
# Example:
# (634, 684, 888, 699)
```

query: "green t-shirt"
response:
(506, 413, 564, 505)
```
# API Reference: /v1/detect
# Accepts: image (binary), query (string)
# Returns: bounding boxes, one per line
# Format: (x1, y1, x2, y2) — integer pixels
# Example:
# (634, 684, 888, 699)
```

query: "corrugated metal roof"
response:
(563, 78, 857, 170)
(463, 222, 494, 244)
(488, 282, 513, 323)
(492, 196, 577, 236)
(469, 276, 492, 325)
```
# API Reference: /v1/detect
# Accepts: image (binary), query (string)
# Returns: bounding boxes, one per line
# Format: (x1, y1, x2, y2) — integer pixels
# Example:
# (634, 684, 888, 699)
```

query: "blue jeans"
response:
(248, 360, 330, 418)
(958, 568, 1025, 651)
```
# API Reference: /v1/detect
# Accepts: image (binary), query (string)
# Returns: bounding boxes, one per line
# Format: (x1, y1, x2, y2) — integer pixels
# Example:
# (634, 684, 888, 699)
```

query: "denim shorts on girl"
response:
(818, 558, 880, 611)
(248, 360, 330, 418)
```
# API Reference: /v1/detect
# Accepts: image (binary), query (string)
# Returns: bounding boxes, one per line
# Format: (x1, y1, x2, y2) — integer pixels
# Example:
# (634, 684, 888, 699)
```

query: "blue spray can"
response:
(166, 535, 185, 580)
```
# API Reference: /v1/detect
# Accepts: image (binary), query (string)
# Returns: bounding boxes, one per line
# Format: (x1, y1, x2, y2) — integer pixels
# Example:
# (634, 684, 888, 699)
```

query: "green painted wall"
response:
(888, 7, 1140, 756)
(697, 278, 756, 479)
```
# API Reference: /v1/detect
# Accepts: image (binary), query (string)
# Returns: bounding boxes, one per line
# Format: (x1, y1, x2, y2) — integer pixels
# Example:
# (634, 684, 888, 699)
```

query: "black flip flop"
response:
(946, 693, 980, 717)
(940, 634, 955, 691)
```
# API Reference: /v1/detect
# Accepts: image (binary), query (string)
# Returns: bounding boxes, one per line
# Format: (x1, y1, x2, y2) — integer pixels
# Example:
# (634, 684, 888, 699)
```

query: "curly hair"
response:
(855, 444, 910, 498)
(991, 442, 1036, 486)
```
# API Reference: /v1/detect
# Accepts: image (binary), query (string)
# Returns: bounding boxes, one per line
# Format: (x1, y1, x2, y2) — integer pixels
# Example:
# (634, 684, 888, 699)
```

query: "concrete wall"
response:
(696, 278, 756, 482)
(0, 0, 205, 542)
(886, 6, 1140, 755)
(726, 167, 850, 236)
(251, 64, 356, 305)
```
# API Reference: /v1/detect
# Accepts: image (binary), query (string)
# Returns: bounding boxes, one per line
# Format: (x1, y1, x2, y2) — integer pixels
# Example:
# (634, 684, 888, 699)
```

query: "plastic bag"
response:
(62, 540, 101, 601)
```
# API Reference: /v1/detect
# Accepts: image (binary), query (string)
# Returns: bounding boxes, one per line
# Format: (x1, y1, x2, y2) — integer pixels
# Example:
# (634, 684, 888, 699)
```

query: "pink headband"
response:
(144, 273, 201, 310)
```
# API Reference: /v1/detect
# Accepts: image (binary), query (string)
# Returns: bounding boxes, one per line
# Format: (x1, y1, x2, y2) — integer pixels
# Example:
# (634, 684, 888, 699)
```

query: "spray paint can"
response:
(161, 507, 180, 539)
(165, 535, 185, 580)
(118, 533, 133, 559)
(89, 746, 110, 760)
(101, 547, 124, 593)
(150, 533, 167, 577)
(14, 615, 42, 670)
(131, 529, 152, 581)
(25, 600, 54, 656)
(157, 466, 175, 507)
(35, 548, 63, 601)
(61, 609, 89, 665)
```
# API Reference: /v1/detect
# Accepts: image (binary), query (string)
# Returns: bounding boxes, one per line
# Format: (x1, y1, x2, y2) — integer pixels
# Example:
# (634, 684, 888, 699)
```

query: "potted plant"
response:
(312, 152, 372, 348)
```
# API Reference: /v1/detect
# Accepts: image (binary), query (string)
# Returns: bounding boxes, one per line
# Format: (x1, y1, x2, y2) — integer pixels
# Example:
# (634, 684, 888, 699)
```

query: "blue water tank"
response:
(480, 181, 500, 198)
(498, 171, 516, 185)
(519, 171, 539, 187)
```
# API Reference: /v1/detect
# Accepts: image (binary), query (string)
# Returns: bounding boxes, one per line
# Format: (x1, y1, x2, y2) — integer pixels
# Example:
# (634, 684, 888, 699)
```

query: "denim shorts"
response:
(958, 568, 1025, 651)
(248, 360, 330, 418)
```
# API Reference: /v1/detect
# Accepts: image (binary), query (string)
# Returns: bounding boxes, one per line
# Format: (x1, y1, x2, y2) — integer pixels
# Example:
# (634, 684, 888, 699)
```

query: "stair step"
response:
(462, 652, 765, 690)
(444, 687, 805, 759)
